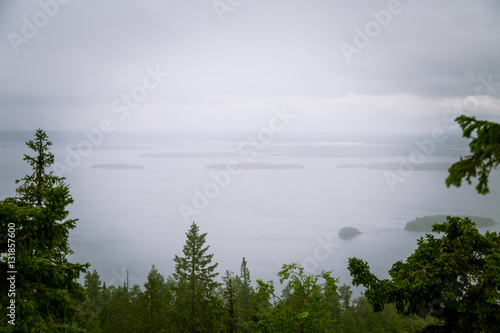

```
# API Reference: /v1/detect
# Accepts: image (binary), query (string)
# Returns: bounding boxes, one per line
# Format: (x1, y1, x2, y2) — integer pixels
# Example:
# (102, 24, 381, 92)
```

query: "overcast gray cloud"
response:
(1, 0, 499, 133)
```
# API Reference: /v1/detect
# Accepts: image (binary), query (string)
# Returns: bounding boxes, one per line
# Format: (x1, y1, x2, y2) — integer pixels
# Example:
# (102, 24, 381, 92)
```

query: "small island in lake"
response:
(140, 152, 236, 158)
(338, 227, 362, 239)
(206, 162, 305, 170)
(337, 162, 452, 171)
(91, 164, 144, 169)
(405, 215, 496, 231)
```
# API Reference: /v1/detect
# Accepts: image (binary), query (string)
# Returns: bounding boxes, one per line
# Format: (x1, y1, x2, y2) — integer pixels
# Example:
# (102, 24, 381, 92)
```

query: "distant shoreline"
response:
(337, 162, 453, 171)
(405, 215, 496, 231)
(140, 152, 236, 158)
(205, 163, 305, 170)
(91, 164, 144, 169)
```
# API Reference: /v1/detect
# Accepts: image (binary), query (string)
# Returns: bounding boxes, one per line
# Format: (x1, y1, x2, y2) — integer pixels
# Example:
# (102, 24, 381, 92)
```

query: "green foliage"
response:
(85, 270, 102, 314)
(99, 282, 143, 333)
(348, 216, 500, 332)
(338, 284, 353, 311)
(143, 265, 173, 332)
(78, 269, 103, 332)
(235, 257, 256, 331)
(338, 294, 434, 333)
(173, 222, 220, 332)
(222, 270, 239, 333)
(0, 129, 88, 332)
(68, 252, 438, 332)
(14, 129, 65, 207)
(253, 263, 338, 332)
(7, 129, 498, 332)
(446, 115, 500, 194)
(405, 214, 495, 231)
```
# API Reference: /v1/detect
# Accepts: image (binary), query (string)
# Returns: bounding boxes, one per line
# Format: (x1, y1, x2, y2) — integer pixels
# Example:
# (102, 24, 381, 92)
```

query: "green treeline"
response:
(404, 215, 496, 231)
(2, 116, 500, 332)
(76, 222, 436, 333)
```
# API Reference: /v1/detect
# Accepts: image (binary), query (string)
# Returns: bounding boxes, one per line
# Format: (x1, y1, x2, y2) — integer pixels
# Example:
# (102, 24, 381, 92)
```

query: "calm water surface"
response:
(1, 136, 499, 293)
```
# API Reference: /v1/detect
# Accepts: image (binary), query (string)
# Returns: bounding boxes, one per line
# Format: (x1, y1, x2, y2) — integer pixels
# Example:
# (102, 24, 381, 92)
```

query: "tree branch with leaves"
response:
(446, 115, 500, 194)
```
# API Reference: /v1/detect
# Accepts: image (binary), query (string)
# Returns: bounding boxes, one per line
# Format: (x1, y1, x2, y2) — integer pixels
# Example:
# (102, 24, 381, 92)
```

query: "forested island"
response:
(140, 151, 236, 158)
(86, 145, 151, 150)
(405, 215, 496, 231)
(337, 162, 452, 171)
(90, 164, 144, 169)
(206, 162, 305, 170)
(338, 227, 362, 239)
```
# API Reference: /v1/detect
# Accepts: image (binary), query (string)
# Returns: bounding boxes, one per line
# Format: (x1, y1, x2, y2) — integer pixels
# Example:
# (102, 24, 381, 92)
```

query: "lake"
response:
(1, 131, 499, 295)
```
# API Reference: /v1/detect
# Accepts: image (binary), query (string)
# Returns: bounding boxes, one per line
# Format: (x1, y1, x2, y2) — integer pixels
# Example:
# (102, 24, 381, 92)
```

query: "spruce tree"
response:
(0, 129, 88, 332)
(15, 129, 65, 206)
(173, 222, 219, 332)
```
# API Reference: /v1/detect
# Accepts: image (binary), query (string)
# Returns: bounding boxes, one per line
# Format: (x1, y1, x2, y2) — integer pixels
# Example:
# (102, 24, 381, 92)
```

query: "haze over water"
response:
(1, 130, 499, 292)
(1, 0, 500, 306)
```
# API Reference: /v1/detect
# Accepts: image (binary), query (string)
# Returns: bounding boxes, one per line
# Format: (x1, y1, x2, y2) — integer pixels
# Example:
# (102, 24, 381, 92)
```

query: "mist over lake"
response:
(3, 1, 500, 330)
(1, 130, 499, 292)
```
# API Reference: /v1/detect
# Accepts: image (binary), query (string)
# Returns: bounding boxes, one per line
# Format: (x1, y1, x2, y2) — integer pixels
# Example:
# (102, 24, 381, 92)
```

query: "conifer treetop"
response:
(15, 129, 65, 206)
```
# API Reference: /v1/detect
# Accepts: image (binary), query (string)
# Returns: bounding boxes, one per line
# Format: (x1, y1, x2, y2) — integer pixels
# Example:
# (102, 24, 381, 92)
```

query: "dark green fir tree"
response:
(173, 222, 220, 332)
(0, 129, 89, 332)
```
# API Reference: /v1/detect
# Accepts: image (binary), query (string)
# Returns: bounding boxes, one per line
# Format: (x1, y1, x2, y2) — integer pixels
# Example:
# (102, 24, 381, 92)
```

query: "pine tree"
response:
(173, 222, 219, 332)
(0, 129, 88, 332)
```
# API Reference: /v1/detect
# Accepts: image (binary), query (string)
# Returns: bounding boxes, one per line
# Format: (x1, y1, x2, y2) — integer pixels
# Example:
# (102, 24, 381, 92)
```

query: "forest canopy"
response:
(404, 215, 496, 231)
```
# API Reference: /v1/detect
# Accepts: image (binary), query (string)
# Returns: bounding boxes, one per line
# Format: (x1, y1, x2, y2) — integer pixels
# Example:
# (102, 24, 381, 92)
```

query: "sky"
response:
(1, 0, 500, 134)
